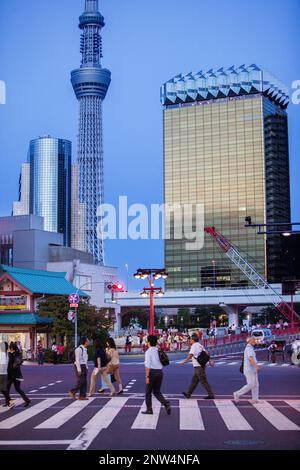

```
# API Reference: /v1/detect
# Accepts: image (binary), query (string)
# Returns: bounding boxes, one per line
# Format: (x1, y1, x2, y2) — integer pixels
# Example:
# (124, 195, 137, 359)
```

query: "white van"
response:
(251, 328, 274, 347)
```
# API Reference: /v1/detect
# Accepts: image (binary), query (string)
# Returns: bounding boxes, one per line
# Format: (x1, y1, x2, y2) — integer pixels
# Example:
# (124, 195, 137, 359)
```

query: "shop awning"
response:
(0, 313, 53, 325)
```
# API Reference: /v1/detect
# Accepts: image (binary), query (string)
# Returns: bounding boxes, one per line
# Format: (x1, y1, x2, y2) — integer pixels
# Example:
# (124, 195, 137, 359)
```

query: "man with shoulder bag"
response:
(69, 337, 89, 400)
(142, 335, 171, 415)
(181, 333, 215, 399)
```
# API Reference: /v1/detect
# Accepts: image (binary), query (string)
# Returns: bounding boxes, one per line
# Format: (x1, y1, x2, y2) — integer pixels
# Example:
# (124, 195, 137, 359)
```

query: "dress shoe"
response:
(78, 396, 89, 400)
(182, 392, 191, 399)
(24, 400, 31, 407)
(98, 388, 105, 394)
(117, 389, 123, 395)
(165, 402, 171, 415)
(142, 410, 153, 415)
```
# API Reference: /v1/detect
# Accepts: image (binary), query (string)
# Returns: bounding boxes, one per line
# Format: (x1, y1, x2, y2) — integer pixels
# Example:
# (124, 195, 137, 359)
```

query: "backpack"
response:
(158, 349, 170, 366)
(196, 350, 210, 367)
(68, 346, 83, 363)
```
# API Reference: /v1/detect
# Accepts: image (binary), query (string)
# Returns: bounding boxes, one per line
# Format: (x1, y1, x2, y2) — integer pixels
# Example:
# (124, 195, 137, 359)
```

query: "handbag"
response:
(196, 350, 210, 367)
(12, 356, 23, 369)
(239, 360, 244, 374)
(158, 349, 170, 366)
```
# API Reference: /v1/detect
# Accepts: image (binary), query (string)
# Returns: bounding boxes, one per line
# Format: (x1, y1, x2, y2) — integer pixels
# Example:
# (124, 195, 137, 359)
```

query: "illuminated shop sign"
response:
(0, 295, 27, 310)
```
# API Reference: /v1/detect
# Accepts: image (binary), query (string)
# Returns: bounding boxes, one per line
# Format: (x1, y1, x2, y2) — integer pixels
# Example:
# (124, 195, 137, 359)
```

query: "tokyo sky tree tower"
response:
(71, 0, 111, 264)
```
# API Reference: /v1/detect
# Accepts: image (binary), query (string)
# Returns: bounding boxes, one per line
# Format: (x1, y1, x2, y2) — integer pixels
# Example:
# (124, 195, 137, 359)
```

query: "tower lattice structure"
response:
(71, 0, 111, 264)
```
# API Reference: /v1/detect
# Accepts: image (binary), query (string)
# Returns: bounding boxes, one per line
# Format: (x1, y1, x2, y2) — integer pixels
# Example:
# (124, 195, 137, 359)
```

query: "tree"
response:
(38, 295, 113, 347)
(121, 309, 149, 329)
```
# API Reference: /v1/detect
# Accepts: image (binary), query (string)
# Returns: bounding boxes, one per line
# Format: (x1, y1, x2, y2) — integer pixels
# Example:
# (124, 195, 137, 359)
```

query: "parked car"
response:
(251, 328, 274, 347)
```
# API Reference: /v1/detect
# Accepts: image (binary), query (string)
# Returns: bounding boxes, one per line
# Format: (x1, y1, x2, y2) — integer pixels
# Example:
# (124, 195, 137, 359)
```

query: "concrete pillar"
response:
(222, 305, 239, 328)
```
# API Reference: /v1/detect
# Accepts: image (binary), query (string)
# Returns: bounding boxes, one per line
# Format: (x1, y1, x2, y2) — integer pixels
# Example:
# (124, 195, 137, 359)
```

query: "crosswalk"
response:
(121, 361, 297, 367)
(0, 397, 299, 450)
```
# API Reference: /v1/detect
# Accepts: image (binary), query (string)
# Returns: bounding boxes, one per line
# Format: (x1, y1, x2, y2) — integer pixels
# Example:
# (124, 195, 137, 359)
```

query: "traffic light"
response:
(112, 282, 125, 292)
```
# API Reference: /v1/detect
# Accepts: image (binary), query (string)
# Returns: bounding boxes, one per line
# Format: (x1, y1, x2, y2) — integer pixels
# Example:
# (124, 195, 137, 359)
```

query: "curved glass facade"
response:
(29, 137, 71, 246)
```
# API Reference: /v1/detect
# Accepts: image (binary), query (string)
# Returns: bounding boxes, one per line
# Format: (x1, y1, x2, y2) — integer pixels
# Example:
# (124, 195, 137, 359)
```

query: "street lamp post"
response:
(134, 269, 168, 335)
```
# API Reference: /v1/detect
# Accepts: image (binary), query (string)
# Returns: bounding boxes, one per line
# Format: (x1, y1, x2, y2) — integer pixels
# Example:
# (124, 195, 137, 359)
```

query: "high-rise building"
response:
(71, 0, 111, 264)
(13, 136, 72, 246)
(71, 164, 86, 252)
(161, 64, 290, 290)
(13, 163, 30, 216)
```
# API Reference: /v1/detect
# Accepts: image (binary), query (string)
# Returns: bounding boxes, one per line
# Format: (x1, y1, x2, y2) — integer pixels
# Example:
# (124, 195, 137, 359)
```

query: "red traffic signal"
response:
(107, 282, 125, 292)
(113, 282, 125, 292)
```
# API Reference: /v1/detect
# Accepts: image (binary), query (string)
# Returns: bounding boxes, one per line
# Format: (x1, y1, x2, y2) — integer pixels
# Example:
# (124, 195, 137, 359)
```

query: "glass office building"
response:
(29, 136, 72, 246)
(161, 64, 290, 290)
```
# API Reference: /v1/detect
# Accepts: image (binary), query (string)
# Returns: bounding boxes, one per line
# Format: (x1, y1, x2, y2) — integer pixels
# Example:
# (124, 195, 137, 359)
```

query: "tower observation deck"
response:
(71, 0, 111, 264)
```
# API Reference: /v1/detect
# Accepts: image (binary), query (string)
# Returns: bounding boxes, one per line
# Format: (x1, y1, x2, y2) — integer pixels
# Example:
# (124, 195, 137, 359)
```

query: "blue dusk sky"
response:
(0, 0, 299, 289)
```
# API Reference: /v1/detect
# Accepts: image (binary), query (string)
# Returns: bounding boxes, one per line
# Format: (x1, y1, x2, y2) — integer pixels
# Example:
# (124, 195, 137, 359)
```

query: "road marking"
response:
(0, 440, 72, 446)
(67, 397, 129, 451)
(39, 386, 47, 389)
(281, 364, 290, 367)
(29, 390, 38, 393)
(214, 400, 253, 431)
(131, 398, 161, 430)
(35, 398, 95, 429)
(48, 383, 55, 386)
(179, 399, 204, 430)
(253, 401, 300, 431)
(227, 362, 238, 365)
(285, 400, 300, 413)
(0, 399, 23, 414)
(215, 362, 226, 365)
(55, 381, 62, 383)
(268, 363, 277, 367)
(0, 398, 62, 429)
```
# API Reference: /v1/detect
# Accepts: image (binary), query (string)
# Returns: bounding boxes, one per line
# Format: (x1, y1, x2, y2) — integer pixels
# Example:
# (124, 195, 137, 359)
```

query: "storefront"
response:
(0, 264, 87, 356)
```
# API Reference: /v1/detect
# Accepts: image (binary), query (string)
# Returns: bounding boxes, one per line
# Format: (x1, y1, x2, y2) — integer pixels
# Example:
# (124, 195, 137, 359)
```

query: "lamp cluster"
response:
(133, 269, 168, 280)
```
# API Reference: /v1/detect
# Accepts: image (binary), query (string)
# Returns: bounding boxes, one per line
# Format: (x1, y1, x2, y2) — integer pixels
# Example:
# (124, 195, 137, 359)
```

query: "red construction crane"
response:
(204, 226, 300, 323)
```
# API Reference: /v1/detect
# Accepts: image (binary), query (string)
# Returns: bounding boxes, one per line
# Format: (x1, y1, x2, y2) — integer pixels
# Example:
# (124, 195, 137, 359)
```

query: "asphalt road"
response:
(0, 350, 299, 451)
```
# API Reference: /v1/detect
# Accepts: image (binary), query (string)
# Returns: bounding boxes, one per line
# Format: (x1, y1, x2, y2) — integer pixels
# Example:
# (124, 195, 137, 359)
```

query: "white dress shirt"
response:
(189, 342, 204, 368)
(75, 345, 88, 372)
(145, 346, 162, 370)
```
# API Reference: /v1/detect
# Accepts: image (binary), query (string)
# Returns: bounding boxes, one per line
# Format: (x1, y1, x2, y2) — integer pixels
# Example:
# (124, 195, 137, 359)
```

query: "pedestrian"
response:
(88, 339, 115, 396)
(36, 340, 45, 365)
(0, 342, 11, 407)
(181, 333, 215, 399)
(283, 321, 288, 330)
(106, 337, 123, 395)
(142, 335, 171, 415)
(69, 337, 89, 400)
(6, 342, 30, 407)
(233, 336, 262, 404)
(57, 342, 65, 364)
(125, 334, 132, 353)
(51, 341, 58, 364)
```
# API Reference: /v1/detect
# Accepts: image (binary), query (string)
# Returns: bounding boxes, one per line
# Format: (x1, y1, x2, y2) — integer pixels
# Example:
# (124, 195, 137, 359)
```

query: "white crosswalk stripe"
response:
(68, 397, 129, 450)
(285, 400, 300, 413)
(0, 399, 23, 414)
(0, 398, 62, 429)
(179, 399, 204, 430)
(252, 401, 300, 431)
(214, 400, 253, 431)
(0, 397, 299, 447)
(131, 398, 161, 430)
(35, 398, 96, 429)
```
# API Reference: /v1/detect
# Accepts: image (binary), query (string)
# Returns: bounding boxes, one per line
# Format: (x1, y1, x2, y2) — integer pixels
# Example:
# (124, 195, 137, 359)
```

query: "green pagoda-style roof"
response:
(0, 265, 88, 297)
(0, 313, 53, 325)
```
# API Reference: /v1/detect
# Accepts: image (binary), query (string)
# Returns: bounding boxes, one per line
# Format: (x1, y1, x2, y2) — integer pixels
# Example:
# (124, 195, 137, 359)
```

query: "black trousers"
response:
(187, 366, 214, 397)
(53, 352, 58, 364)
(145, 369, 169, 411)
(6, 378, 29, 404)
(70, 365, 87, 397)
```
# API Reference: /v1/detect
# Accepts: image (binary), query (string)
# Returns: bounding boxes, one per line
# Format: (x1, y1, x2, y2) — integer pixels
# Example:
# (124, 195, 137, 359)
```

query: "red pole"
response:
(149, 282, 155, 334)
(291, 292, 294, 330)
